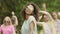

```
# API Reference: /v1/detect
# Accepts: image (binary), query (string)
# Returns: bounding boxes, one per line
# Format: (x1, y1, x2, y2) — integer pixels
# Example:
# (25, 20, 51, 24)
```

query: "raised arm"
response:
(39, 10, 54, 22)
(38, 16, 42, 21)
(36, 21, 44, 26)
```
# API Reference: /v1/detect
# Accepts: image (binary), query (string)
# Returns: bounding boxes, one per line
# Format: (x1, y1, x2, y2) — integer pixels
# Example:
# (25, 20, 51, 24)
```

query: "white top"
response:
(37, 22, 51, 34)
(43, 22, 51, 34)
(54, 19, 60, 34)
(21, 16, 38, 34)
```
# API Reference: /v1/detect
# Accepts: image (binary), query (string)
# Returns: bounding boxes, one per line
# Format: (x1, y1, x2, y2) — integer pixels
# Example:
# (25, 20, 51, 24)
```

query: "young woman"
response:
(1, 16, 16, 34)
(37, 11, 56, 34)
(11, 11, 18, 27)
(21, 2, 39, 34)
(11, 11, 18, 33)
(52, 12, 60, 34)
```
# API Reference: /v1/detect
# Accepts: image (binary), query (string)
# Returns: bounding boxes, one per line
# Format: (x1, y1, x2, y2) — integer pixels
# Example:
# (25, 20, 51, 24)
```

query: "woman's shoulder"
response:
(29, 16, 35, 19)
(1, 24, 4, 27)
(28, 16, 36, 21)
(28, 16, 36, 23)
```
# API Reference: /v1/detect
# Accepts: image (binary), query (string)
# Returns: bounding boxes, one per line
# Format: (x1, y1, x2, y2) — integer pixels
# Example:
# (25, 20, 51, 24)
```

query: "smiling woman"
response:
(0, 0, 60, 34)
(21, 2, 39, 34)
(1, 16, 16, 34)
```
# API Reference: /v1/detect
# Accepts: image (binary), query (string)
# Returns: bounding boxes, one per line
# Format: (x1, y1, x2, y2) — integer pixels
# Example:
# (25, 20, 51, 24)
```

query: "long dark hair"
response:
(21, 2, 39, 21)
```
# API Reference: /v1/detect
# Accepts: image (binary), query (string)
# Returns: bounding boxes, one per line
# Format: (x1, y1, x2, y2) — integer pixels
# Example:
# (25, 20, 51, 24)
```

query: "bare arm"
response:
(39, 11, 54, 22)
(39, 16, 42, 20)
(36, 21, 44, 26)
(30, 21, 34, 34)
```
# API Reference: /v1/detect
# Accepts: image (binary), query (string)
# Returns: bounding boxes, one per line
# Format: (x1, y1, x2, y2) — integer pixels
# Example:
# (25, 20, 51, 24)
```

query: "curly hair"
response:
(21, 2, 40, 21)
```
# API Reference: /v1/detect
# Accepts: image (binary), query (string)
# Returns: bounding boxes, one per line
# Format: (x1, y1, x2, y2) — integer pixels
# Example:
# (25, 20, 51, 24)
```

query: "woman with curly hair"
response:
(21, 2, 39, 34)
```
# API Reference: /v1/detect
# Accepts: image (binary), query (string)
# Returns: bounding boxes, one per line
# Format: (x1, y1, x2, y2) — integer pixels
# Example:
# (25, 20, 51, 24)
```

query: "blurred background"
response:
(0, 0, 60, 34)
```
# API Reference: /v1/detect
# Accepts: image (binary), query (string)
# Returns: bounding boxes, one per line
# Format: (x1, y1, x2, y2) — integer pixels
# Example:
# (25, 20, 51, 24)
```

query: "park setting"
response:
(0, 0, 60, 34)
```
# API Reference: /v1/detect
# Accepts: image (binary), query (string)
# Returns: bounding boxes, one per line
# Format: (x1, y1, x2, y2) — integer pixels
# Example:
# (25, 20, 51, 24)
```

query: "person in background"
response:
(1, 16, 16, 34)
(42, 3, 46, 11)
(11, 11, 18, 33)
(37, 11, 56, 34)
(52, 11, 60, 34)
(37, 3, 56, 34)
(21, 2, 39, 34)
(37, 11, 51, 34)
(11, 11, 18, 27)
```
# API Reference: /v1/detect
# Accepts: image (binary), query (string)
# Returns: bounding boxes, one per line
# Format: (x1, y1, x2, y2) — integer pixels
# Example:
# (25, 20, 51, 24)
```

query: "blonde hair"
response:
(3, 16, 12, 25)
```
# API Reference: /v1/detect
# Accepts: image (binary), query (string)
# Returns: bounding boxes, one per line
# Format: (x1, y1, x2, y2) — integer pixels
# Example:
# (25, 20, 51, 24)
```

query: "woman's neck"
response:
(4, 24, 10, 26)
(26, 14, 30, 20)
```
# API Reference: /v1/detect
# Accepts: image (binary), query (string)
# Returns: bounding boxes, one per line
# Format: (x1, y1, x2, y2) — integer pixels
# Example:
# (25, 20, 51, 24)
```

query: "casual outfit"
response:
(1, 25, 16, 34)
(21, 16, 38, 34)
(54, 20, 60, 34)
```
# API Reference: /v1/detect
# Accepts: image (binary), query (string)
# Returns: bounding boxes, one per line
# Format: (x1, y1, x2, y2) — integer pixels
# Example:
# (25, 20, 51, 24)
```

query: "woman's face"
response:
(25, 5, 34, 15)
(4, 17, 10, 25)
(52, 12, 58, 19)
(4, 20, 10, 25)
(43, 15, 49, 22)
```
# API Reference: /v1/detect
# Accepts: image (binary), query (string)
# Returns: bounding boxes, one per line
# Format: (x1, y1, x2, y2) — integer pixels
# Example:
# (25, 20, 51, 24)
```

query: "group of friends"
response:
(0, 2, 60, 34)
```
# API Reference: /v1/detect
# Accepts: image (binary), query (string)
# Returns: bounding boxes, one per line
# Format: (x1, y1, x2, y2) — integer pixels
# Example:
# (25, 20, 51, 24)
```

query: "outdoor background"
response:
(0, 0, 60, 33)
